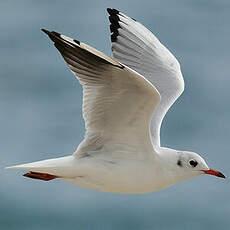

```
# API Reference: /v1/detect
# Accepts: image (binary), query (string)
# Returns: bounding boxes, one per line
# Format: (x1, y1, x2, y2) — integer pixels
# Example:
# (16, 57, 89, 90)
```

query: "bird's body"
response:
(12, 148, 203, 193)
(7, 9, 225, 193)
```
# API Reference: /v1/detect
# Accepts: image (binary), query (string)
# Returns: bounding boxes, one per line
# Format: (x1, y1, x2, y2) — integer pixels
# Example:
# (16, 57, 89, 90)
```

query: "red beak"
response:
(203, 169, 225, 178)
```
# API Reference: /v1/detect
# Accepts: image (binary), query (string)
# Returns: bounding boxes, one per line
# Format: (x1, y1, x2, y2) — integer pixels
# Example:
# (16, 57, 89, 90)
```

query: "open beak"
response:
(203, 169, 225, 178)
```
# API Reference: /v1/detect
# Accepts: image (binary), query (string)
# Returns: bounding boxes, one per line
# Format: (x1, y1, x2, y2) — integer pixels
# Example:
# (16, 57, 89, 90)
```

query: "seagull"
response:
(7, 8, 225, 194)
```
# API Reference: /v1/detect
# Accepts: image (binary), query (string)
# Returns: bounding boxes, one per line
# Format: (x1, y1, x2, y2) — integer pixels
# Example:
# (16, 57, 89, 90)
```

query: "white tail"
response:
(6, 155, 77, 179)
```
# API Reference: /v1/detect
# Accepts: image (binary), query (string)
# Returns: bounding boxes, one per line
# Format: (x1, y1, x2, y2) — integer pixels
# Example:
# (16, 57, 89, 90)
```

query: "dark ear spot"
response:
(177, 160, 182, 167)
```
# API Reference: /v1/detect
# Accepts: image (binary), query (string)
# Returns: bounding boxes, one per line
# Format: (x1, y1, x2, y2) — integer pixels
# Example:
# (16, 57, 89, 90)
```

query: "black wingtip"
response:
(107, 9, 121, 42)
(41, 29, 61, 37)
(41, 29, 62, 43)
(41, 28, 51, 35)
(107, 8, 119, 15)
(41, 28, 55, 42)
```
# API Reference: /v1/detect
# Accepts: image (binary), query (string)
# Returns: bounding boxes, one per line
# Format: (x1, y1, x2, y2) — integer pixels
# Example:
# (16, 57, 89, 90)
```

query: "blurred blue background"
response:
(1, 0, 229, 229)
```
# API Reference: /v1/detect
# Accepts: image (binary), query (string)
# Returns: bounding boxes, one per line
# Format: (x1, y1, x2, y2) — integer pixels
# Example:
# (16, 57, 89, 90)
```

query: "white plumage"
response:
(109, 9, 184, 147)
(7, 9, 225, 194)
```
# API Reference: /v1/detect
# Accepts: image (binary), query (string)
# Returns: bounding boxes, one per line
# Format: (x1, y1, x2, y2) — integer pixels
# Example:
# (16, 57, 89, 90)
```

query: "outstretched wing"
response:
(107, 8, 184, 147)
(42, 29, 160, 158)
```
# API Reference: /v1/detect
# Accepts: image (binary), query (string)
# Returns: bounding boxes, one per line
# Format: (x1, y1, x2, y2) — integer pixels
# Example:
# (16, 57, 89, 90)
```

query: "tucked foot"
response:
(23, 171, 58, 181)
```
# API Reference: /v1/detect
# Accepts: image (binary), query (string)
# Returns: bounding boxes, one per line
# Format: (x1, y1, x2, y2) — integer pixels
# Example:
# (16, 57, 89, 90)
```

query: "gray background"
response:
(1, 0, 229, 229)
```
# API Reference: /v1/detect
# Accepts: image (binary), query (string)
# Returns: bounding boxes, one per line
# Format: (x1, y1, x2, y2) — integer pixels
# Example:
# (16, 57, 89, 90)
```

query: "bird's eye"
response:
(189, 160, 198, 167)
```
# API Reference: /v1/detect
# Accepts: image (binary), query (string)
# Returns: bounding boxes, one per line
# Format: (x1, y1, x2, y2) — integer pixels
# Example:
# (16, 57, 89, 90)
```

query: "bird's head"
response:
(176, 151, 225, 179)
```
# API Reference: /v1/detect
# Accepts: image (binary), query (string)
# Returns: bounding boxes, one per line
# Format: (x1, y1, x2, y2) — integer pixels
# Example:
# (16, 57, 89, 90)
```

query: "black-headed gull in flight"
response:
(7, 8, 225, 193)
